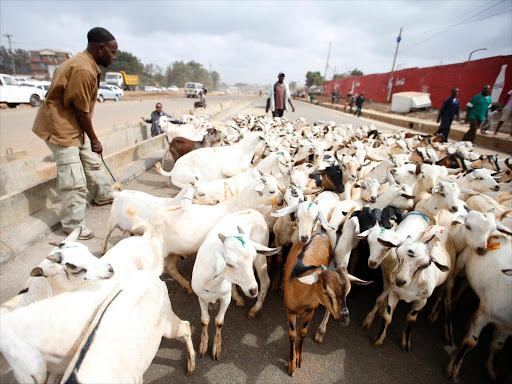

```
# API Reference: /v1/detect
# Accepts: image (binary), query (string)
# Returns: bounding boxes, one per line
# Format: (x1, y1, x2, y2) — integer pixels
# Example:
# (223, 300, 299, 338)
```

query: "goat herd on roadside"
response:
(1, 114, 511, 383)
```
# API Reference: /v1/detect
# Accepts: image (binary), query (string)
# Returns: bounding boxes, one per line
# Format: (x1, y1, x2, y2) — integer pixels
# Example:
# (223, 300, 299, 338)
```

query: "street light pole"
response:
(468, 48, 487, 61)
(386, 27, 402, 102)
(324, 42, 331, 80)
(3, 33, 16, 74)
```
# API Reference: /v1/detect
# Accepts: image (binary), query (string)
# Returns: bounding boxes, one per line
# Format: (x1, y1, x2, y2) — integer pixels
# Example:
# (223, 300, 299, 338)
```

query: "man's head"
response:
(202, 87, 208, 95)
(155, 103, 162, 113)
(87, 27, 117, 68)
(482, 85, 491, 96)
(361, 91, 365, 96)
(278, 72, 285, 83)
(451, 88, 459, 98)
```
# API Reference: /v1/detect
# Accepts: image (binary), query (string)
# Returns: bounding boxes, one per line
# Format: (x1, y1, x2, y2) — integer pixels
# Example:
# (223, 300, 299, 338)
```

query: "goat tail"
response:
(155, 162, 173, 177)
(126, 207, 149, 232)
(111, 182, 122, 198)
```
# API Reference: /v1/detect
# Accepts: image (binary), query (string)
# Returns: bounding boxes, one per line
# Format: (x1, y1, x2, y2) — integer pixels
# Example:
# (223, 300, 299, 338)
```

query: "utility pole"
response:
(386, 27, 402, 102)
(3, 33, 16, 74)
(323, 42, 331, 80)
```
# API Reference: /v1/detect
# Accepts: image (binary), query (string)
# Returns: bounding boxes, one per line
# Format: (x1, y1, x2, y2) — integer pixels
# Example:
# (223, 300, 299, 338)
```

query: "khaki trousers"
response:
(46, 140, 113, 232)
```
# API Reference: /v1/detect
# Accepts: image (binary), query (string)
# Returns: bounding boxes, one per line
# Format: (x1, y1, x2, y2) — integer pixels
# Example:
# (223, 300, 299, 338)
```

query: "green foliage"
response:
(333, 73, 347, 79)
(0, 46, 32, 74)
(332, 68, 364, 80)
(165, 60, 218, 89)
(101, 50, 144, 79)
(305, 71, 324, 87)
(350, 68, 364, 76)
(289, 81, 297, 89)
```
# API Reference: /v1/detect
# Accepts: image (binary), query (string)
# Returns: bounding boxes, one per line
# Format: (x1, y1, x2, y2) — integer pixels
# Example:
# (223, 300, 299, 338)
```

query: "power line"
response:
(460, 9, 511, 24)
(401, 0, 506, 53)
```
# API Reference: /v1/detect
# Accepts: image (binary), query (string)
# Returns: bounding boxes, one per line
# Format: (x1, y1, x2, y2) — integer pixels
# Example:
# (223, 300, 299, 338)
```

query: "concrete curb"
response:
(296, 98, 512, 152)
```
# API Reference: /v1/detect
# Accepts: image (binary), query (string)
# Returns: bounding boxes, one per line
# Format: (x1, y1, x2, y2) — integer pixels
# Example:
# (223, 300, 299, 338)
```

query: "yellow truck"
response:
(105, 71, 139, 91)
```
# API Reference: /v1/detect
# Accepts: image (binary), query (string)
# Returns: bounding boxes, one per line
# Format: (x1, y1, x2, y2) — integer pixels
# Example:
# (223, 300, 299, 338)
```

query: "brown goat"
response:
(283, 231, 370, 376)
(170, 128, 221, 162)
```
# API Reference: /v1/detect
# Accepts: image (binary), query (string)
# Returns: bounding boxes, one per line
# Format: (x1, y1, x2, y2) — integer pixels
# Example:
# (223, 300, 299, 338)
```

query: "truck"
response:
(0, 73, 44, 108)
(105, 71, 139, 91)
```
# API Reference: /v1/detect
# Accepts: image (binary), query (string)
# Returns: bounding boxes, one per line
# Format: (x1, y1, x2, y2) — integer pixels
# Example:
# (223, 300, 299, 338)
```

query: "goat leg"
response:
(231, 285, 245, 307)
(212, 295, 230, 361)
(164, 254, 193, 294)
(363, 284, 390, 331)
(486, 328, 507, 383)
(374, 291, 399, 347)
(248, 253, 270, 319)
(297, 310, 315, 368)
(198, 298, 210, 358)
(314, 309, 330, 343)
(447, 307, 489, 381)
(401, 299, 426, 352)
(287, 310, 298, 376)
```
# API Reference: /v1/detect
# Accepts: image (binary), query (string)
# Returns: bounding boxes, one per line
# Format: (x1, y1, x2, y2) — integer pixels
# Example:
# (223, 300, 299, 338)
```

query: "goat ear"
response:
(46, 253, 62, 263)
(297, 271, 320, 285)
(237, 226, 245, 235)
(348, 273, 373, 285)
(253, 181, 265, 194)
(400, 193, 416, 200)
(356, 229, 371, 240)
(377, 238, 399, 248)
(431, 186, 440, 194)
(432, 259, 450, 272)
(318, 210, 334, 231)
(451, 216, 466, 226)
(271, 204, 298, 217)
(64, 227, 81, 242)
(218, 233, 228, 243)
(415, 163, 422, 175)
(496, 222, 512, 237)
(353, 182, 361, 188)
(502, 269, 512, 276)
(30, 267, 45, 277)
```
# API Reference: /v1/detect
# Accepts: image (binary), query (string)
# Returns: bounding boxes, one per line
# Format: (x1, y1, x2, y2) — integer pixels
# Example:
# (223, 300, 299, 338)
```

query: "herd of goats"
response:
(1, 113, 511, 383)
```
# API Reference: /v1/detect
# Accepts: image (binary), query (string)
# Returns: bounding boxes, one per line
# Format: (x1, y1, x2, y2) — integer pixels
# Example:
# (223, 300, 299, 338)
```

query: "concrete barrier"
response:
(0, 96, 257, 264)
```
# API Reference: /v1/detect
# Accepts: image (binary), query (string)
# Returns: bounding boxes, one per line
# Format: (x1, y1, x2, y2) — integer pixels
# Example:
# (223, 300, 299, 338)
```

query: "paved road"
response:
(0, 94, 248, 160)
(1, 98, 510, 384)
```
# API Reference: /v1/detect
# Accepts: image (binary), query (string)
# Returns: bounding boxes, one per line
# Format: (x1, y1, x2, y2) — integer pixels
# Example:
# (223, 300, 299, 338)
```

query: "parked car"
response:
(0, 74, 43, 107)
(168, 85, 179, 92)
(144, 86, 158, 92)
(35, 82, 51, 98)
(184, 82, 203, 97)
(97, 85, 121, 102)
(102, 84, 124, 98)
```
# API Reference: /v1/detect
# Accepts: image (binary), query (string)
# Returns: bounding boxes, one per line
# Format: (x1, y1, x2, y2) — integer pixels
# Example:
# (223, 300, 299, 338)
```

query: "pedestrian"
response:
(479, 104, 500, 134)
(31, 27, 118, 240)
(348, 94, 356, 113)
(191, 87, 208, 115)
(142, 102, 184, 137)
(435, 88, 460, 142)
(462, 85, 492, 142)
(331, 90, 336, 105)
(336, 90, 342, 104)
(354, 91, 366, 117)
(266, 72, 295, 117)
(493, 89, 512, 136)
(309, 93, 315, 104)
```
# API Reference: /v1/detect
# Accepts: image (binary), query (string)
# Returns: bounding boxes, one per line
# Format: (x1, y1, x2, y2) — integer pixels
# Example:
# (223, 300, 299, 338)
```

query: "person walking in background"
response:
(493, 89, 512, 136)
(32, 27, 118, 240)
(480, 104, 500, 134)
(142, 102, 184, 137)
(354, 91, 366, 117)
(336, 90, 342, 104)
(331, 90, 336, 105)
(463, 85, 491, 142)
(266, 72, 295, 117)
(191, 87, 208, 115)
(435, 88, 460, 142)
(348, 93, 356, 112)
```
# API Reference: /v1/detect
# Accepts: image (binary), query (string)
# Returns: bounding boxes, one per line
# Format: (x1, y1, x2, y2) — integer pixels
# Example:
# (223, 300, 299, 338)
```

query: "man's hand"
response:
(292, 106, 295, 113)
(141, 116, 146, 121)
(91, 140, 103, 155)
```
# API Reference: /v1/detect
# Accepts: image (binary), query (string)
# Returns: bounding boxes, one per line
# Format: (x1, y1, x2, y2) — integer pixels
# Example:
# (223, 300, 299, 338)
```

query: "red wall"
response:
(323, 55, 512, 108)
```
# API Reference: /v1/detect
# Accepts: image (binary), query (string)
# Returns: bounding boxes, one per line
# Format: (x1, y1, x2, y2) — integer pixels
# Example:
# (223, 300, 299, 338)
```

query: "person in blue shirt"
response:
(435, 88, 460, 142)
(142, 103, 184, 137)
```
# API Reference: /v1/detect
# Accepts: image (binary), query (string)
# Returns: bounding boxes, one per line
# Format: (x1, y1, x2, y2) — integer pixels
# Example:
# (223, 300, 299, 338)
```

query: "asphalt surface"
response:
(0, 93, 248, 161)
(1, 98, 510, 384)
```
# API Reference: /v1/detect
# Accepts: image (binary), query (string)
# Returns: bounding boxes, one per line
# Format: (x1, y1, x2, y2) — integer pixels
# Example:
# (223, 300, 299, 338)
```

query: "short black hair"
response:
(87, 27, 115, 43)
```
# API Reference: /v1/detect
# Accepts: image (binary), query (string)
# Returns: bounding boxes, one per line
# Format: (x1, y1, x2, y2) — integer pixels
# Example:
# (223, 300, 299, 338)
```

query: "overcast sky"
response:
(1, 0, 510, 85)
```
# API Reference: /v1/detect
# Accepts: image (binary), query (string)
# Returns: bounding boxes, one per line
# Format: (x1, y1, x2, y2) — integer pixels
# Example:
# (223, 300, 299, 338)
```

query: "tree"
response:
(305, 71, 324, 87)
(333, 73, 347, 79)
(101, 50, 144, 80)
(0, 46, 31, 74)
(210, 71, 220, 90)
(289, 81, 297, 89)
(349, 68, 364, 76)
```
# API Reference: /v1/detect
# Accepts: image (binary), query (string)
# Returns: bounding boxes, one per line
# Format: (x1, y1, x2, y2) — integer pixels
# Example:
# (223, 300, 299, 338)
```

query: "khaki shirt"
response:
(32, 51, 101, 147)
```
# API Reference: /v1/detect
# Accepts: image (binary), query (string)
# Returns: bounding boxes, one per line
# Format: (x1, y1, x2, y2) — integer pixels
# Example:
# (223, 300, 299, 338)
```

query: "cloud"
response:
(1, 0, 510, 84)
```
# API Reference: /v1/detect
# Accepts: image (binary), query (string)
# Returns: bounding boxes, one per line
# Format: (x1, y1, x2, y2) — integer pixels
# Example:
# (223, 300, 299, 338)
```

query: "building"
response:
(29, 49, 72, 80)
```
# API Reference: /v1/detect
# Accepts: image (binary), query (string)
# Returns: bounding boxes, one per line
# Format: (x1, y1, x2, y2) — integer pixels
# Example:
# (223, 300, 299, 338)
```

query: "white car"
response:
(97, 85, 121, 102)
(184, 82, 203, 97)
(168, 85, 179, 92)
(0, 74, 44, 107)
(103, 84, 124, 98)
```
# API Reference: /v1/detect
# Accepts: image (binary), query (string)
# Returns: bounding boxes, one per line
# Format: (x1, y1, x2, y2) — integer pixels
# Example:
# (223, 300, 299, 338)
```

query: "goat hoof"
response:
(362, 318, 372, 331)
(234, 299, 245, 307)
(212, 344, 221, 361)
(186, 360, 196, 375)
(373, 339, 384, 347)
(198, 342, 208, 357)
(314, 331, 325, 343)
(248, 309, 258, 319)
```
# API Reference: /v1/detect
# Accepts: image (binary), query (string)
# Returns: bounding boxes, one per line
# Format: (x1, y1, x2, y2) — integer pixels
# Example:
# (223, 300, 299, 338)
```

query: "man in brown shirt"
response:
(32, 27, 118, 240)
(266, 72, 295, 118)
